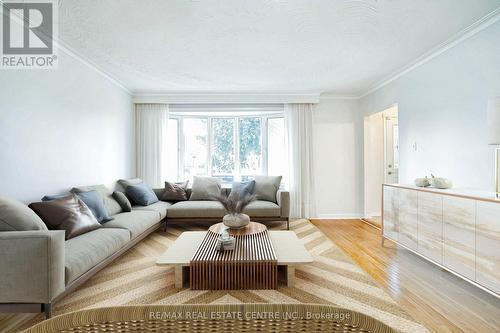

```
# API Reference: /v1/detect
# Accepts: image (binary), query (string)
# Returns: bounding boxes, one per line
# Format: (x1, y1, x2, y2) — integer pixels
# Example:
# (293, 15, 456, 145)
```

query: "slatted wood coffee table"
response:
(191, 222, 277, 289)
(156, 222, 313, 289)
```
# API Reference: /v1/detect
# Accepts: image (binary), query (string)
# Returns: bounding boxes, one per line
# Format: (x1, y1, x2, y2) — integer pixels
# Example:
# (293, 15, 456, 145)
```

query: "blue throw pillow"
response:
(76, 190, 114, 223)
(230, 180, 256, 197)
(126, 182, 159, 206)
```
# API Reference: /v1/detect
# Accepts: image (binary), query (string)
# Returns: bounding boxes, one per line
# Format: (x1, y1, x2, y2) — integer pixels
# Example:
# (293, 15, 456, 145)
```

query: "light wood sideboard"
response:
(382, 184, 500, 297)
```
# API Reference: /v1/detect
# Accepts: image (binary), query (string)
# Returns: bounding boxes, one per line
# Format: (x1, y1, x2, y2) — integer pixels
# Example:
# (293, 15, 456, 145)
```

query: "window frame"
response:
(168, 113, 284, 183)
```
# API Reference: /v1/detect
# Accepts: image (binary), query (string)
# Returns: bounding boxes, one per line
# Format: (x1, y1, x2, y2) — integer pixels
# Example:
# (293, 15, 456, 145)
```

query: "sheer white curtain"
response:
(285, 103, 316, 219)
(135, 104, 169, 188)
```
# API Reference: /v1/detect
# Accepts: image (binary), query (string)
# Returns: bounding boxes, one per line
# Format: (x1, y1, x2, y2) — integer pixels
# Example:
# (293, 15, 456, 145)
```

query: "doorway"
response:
(363, 105, 399, 228)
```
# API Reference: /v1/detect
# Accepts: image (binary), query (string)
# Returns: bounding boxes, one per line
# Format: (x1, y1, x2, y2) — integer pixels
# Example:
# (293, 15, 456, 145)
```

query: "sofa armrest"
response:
(276, 190, 289, 219)
(0, 230, 65, 304)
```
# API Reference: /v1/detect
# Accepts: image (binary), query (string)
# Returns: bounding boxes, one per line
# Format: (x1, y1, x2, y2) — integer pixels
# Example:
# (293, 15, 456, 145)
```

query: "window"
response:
(393, 124, 399, 169)
(211, 118, 235, 183)
(166, 111, 285, 184)
(239, 117, 262, 176)
(183, 118, 208, 180)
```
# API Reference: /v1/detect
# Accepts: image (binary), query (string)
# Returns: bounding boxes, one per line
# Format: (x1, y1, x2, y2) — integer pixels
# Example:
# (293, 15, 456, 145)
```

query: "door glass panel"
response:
(393, 125, 399, 169)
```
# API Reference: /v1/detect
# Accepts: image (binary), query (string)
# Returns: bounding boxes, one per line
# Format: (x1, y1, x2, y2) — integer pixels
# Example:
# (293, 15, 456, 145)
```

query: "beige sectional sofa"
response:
(0, 181, 289, 318)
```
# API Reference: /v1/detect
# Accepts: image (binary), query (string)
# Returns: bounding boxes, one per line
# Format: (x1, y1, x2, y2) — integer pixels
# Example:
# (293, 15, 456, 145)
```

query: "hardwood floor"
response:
(311, 219, 500, 333)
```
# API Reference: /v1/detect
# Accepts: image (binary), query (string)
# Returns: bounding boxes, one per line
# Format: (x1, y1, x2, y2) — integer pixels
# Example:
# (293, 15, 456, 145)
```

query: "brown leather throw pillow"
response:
(29, 194, 101, 240)
(161, 180, 189, 202)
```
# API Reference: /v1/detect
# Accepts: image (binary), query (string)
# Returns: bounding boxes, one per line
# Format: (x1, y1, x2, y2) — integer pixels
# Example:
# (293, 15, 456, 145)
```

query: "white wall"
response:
(0, 52, 134, 203)
(359, 20, 500, 192)
(313, 99, 363, 218)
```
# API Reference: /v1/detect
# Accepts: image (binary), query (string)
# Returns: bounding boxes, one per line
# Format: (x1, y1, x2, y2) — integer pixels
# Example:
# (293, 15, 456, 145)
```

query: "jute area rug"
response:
(1, 219, 429, 333)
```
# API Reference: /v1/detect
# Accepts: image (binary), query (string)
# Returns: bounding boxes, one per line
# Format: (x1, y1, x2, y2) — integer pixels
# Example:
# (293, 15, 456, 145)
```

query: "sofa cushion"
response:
(76, 190, 114, 223)
(243, 200, 280, 217)
(0, 196, 48, 231)
(132, 201, 172, 219)
(101, 210, 160, 239)
(64, 228, 130, 284)
(189, 176, 222, 201)
(253, 175, 282, 203)
(126, 182, 159, 206)
(71, 184, 122, 216)
(167, 201, 225, 218)
(29, 195, 101, 240)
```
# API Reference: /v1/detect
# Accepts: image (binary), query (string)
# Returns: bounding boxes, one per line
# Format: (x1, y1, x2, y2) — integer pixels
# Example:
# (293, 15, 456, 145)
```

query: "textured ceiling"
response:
(58, 0, 500, 94)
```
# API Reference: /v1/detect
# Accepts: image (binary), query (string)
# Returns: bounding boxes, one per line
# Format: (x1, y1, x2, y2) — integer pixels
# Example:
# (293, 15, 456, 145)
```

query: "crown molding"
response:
(319, 93, 360, 100)
(0, 0, 131, 94)
(358, 7, 500, 99)
(133, 91, 322, 104)
(56, 40, 132, 95)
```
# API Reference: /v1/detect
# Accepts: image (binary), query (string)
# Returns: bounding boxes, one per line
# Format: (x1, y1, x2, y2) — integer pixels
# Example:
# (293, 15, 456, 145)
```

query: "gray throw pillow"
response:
(230, 180, 256, 197)
(0, 196, 48, 231)
(126, 182, 159, 206)
(161, 180, 189, 202)
(76, 190, 114, 223)
(113, 191, 132, 212)
(118, 178, 143, 189)
(71, 184, 122, 216)
(29, 194, 100, 240)
(253, 176, 282, 203)
(189, 176, 222, 201)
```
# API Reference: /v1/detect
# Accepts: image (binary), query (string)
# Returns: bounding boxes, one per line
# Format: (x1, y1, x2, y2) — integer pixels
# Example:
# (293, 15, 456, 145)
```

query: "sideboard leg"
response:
(381, 237, 385, 247)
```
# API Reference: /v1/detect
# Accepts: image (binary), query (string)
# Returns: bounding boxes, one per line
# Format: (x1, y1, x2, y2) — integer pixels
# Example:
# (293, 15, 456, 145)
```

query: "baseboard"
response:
(314, 214, 363, 219)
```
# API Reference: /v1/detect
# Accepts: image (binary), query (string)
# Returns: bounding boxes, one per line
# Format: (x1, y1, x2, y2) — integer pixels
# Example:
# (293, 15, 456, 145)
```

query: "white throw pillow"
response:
(189, 176, 222, 201)
(253, 175, 282, 203)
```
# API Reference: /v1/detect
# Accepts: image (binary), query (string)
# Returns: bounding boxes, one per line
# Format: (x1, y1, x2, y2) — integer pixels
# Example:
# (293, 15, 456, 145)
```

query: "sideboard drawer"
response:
(442, 196, 476, 280)
(417, 191, 443, 264)
(383, 186, 399, 241)
(398, 189, 418, 251)
(476, 201, 500, 294)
